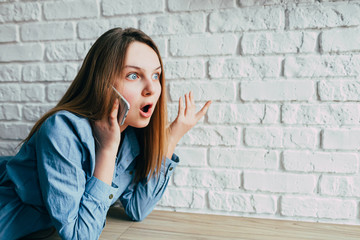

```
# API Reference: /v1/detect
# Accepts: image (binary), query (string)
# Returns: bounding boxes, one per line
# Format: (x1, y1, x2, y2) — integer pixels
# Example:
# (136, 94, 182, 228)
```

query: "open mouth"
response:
(141, 104, 152, 113)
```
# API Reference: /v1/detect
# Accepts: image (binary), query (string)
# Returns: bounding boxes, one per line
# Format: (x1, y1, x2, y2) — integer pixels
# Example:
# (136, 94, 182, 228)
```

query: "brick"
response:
(159, 187, 206, 208)
(44, 0, 98, 20)
(45, 42, 92, 62)
(241, 81, 315, 101)
(209, 57, 281, 78)
(174, 168, 241, 189)
(0, 104, 21, 120)
(0, 43, 43, 62)
(320, 175, 360, 197)
(244, 171, 317, 193)
(170, 34, 237, 57)
(168, 81, 236, 102)
(164, 59, 205, 80)
(21, 84, 45, 102)
(281, 196, 357, 219)
(289, 2, 360, 29)
(322, 129, 360, 150)
(238, 0, 314, 6)
(168, 0, 235, 11)
(0, 84, 20, 101)
(180, 126, 241, 146)
(321, 27, 360, 53)
(140, 13, 205, 35)
(23, 104, 54, 122)
(0, 2, 41, 23)
(175, 147, 207, 167)
(283, 150, 358, 173)
(282, 103, 360, 125)
(284, 55, 360, 77)
(0, 65, 21, 82)
(151, 37, 167, 59)
(241, 31, 317, 55)
(245, 127, 318, 149)
(209, 148, 278, 169)
(47, 83, 70, 102)
(78, 20, 109, 40)
(0, 25, 17, 42)
(102, 0, 163, 16)
(21, 22, 75, 41)
(209, 7, 284, 32)
(108, 18, 138, 29)
(0, 123, 32, 140)
(0, 142, 19, 156)
(22, 63, 78, 82)
(209, 191, 276, 214)
(319, 80, 360, 101)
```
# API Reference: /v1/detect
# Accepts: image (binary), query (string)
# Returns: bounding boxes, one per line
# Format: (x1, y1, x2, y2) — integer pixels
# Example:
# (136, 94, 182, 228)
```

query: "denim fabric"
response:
(0, 110, 179, 240)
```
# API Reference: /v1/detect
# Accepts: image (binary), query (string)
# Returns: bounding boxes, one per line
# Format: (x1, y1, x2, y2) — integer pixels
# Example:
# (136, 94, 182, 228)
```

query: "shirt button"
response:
(169, 167, 173, 171)
(109, 194, 113, 199)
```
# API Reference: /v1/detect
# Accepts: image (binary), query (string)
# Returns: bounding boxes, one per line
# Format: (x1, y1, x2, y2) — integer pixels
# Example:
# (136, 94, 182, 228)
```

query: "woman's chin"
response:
(127, 119, 151, 129)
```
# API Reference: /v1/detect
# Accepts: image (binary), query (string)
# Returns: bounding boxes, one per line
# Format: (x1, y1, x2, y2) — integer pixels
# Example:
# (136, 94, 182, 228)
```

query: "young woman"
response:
(0, 28, 211, 239)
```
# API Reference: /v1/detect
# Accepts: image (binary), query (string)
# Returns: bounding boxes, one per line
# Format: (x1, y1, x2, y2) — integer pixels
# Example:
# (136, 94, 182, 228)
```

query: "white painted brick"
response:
(0, 142, 19, 156)
(0, 2, 41, 23)
(282, 104, 360, 125)
(21, 84, 45, 102)
(245, 127, 318, 149)
(108, 18, 138, 29)
(0, 84, 20, 101)
(209, 7, 284, 32)
(140, 13, 205, 35)
(102, 0, 163, 16)
(209, 191, 276, 214)
(22, 63, 78, 82)
(289, 2, 360, 29)
(174, 168, 241, 189)
(262, 104, 280, 124)
(281, 196, 357, 219)
(0, 25, 17, 42)
(159, 187, 206, 209)
(244, 171, 317, 193)
(241, 31, 317, 55)
(321, 27, 360, 53)
(21, 22, 75, 41)
(0, 104, 21, 120)
(0, 123, 31, 140)
(150, 37, 167, 59)
(168, 81, 236, 102)
(284, 55, 360, 77)
(47, 83, 70, 102)
(322, 129, 360, 150)
(175, 147, 207, 167)
(207, 103, 265, 124)
(44, 0, 98, 20)
(168, 0, 235, 11)
(45, 42, 92, 62)
(78, 20, 109, 40)
(238, 0, 314, 6)
(170, 34, 237, 57)
(209, 148, 278, 170)
(164, 59, 205, 80)
(23, 104, 54, 122)
(319, 80, 360, 101)
(320, 175, 360, 197)
(209, 57, 282, 78)
(283, 150, 359, 173)
(0, 65, 21, 82)
(0, 43, 43, 62)
(180, 126, 241, 147)
(241, 81, 315, 101)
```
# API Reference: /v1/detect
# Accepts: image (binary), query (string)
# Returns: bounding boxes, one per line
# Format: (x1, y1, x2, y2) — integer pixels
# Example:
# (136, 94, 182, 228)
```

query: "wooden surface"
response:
(99, 207, 360, 240)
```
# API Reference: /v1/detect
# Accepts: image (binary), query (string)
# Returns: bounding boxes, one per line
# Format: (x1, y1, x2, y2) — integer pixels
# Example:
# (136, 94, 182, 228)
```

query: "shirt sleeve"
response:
(119, 154, 179, 221)
(35, 113, 117, 240)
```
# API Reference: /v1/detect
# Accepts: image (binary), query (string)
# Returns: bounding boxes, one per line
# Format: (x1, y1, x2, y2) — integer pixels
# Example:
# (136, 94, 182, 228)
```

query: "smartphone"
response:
(112, 86, 130, 126)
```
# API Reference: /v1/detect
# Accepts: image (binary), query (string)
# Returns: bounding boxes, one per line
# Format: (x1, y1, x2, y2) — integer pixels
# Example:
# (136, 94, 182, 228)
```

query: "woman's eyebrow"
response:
(124, 65, 161, 71)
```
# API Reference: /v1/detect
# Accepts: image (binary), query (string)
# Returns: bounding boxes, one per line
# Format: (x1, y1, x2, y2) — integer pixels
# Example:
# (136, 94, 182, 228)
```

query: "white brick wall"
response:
(1, 0, 360, 225)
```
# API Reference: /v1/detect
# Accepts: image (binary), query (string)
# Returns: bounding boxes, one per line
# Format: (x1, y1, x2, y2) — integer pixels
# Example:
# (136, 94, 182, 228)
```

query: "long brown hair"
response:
(23, 28, 168, 182)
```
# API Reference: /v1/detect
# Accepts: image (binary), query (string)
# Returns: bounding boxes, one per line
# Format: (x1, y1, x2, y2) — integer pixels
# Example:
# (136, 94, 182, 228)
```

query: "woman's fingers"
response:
(178, 96, 185, 116)
(109, 98, 119, 124)
(196, 100, 212, 121)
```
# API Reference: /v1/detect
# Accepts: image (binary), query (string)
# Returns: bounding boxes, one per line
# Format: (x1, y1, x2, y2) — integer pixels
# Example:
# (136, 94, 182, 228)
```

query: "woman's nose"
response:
(142, 76, 155, 96)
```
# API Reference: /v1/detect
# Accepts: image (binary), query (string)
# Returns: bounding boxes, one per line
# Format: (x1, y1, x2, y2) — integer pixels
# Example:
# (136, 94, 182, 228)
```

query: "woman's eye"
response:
(152, 73, 159, 80)
(126, 73, 138, 80)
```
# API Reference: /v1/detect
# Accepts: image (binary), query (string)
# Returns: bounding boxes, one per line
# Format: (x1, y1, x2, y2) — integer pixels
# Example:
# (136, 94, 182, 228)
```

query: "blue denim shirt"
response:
(0, 110, 179, 240)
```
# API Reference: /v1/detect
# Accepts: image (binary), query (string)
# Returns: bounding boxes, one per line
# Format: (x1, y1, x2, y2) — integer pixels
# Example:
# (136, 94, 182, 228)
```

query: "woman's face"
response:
(114, 41, 162, 130)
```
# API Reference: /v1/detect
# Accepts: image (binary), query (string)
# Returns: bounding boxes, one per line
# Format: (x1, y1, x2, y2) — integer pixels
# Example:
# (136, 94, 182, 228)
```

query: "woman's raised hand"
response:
(167, 91, 212, 158)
